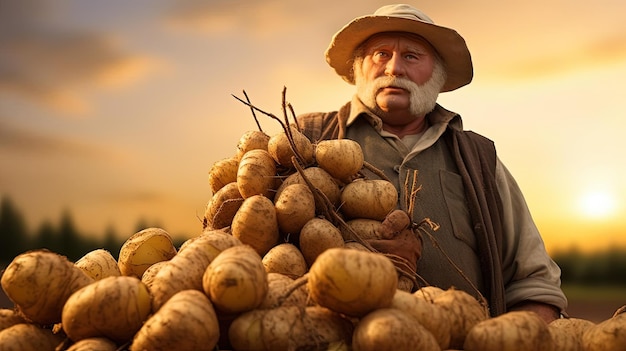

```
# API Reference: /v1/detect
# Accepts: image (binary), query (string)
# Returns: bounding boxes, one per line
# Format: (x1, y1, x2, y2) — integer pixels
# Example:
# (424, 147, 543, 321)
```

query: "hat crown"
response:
(373, 4, 434, 24)
(326, 4, 473, 91)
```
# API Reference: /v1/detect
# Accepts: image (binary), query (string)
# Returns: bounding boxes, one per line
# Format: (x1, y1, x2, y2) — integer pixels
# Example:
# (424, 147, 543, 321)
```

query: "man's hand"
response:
(366, 225, 423, 273)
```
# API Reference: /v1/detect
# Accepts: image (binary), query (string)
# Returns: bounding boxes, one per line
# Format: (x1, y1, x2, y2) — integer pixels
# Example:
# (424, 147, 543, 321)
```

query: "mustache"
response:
(370, 76, 420, 92)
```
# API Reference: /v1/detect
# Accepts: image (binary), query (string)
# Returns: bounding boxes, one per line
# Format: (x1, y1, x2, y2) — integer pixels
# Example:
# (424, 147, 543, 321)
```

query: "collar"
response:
(346, 95, 464, 133)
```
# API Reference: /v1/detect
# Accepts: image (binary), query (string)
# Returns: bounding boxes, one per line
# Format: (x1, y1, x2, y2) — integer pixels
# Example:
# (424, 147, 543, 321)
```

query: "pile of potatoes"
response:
(1, 125, 625, 351)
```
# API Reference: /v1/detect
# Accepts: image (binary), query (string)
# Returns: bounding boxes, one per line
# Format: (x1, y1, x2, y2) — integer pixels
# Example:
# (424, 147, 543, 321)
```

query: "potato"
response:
(378, 208, 412, 239)
(208, 156, 239, 194)
(308, 247, 397, 317)
(581, 311, 626, 351)
(433, 287, 490, 349)
(464, 310, 551, 351)
(118, 227, 177, 278)
(391, 289, 452, 349)
(549, 317, 595, 351)
(235, 130, 270, 161)
(130, 290, 220, 351)
(203, 181, 244, 230)
(0, 250, 94, 325)
(275, 166, 341, 211)
(228, 305, 353, 351)
(140, 260, 167, 289)
(414, 285, 445, 302)
(262, 243, 307, 279)
(75, 248, 121, 281)
(314, 139, 364, 182)
(237, 149, 277, 199)
(66, 337, 118, 351)
(231, 195, 280, 256)
(352, 308, 439, 351)
(299, 217, 345, 266)
(267, 126, 314, 168)
(149, 230, 242, 311)
(274, 183, 316, 235)
(339, 179, 398, 220)
(0, 323, 64, 351)
(341, 218, 384, 241)
(344, 241, 370, 251)
(0, 309, 25, 332)
(61, 276, 151, 343)
(259, 273, 308, 309)
(203, 245, 268, 314)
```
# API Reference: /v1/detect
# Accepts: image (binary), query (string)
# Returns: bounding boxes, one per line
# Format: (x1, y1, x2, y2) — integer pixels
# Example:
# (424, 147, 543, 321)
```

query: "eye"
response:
(373, 50, 390, 59)
(404, 52, 422, 61)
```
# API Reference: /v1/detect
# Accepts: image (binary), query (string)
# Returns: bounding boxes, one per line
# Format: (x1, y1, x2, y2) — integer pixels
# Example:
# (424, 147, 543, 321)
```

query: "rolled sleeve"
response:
(495, 159, 568, 312)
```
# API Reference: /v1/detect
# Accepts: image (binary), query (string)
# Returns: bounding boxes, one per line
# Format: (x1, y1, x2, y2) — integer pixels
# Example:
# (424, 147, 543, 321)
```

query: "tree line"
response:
(0, 196, 185, 265)
(1, 195, 625, 285)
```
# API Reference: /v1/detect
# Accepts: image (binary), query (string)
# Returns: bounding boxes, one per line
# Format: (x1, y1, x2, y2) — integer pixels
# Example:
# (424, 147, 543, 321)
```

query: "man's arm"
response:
(509, 300, 561, 323)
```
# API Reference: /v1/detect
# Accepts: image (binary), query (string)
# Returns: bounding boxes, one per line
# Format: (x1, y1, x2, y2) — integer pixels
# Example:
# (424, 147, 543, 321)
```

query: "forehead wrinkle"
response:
(363, 31, 434, 52)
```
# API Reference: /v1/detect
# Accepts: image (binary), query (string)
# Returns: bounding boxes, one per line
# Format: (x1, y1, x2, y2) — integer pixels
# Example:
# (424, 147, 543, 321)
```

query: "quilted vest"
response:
(297, 103, 506, 316)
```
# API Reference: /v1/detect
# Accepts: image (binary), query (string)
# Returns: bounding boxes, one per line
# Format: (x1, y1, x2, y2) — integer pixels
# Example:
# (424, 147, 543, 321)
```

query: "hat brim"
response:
(325, 15, 473, 92)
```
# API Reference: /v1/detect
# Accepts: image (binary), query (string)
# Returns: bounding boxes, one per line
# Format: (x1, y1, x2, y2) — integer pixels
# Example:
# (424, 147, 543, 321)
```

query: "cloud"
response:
(0, 120, 126, 161)
(0, 0, 162, 116)
(162, 0, 351, 37)
(484, 34, 626, 80)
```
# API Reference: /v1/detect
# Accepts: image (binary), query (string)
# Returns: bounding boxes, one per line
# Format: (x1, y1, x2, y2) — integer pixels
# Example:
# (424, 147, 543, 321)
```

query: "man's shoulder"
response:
(296, 102, 351, 141)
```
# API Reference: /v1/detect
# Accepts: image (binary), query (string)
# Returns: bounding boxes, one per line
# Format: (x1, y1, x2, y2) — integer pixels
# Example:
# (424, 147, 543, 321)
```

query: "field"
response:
(562, 284, 626, 322)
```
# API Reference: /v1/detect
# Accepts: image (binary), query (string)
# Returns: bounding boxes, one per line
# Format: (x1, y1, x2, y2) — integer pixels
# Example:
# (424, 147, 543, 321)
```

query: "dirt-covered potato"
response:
(0, 323, 64, 351)
(464, 310, 551, 351)
(203, 245, 268, 314)
(203, 181, 243, 230)
(391, 289, 452, 349)
(274, 183, 316, 235)
(352, 308, 439, 351)
(61, 276, 151, 344)
(231, 195, 280, 256)
(130, 290, 220, 351)
(75, 248, 121, 281)
(339, 179, 398, 220)
(1, 250, 93, 325)
(262, 243, 307, 279)
(229, 305, 353, 350)
(208, 156, 239, 194)
(148, 230, 241, 311)
(235, 130, 270, 161)
(118, 227, 177, 278)
(299, 217, 345, 266)
(314, 139, 364, 183)
(308, 247, 397, 317)
(581, 311, 626, 351)
(433, 288, 490, 349)
(237, 149, 277, 199)
(267, 126, 314, 168)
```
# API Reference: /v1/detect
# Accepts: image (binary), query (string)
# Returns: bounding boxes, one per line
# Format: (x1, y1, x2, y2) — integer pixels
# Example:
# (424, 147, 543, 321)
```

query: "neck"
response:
(382, 115, 428, 139)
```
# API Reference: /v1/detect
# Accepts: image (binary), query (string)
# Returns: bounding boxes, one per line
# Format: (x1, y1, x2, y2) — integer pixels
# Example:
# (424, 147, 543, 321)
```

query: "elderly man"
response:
(297, 4, 567, 323)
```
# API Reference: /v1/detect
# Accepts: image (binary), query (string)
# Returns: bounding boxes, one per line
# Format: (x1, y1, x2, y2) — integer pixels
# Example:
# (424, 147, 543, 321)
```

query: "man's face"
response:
(353, 32, 445, 118)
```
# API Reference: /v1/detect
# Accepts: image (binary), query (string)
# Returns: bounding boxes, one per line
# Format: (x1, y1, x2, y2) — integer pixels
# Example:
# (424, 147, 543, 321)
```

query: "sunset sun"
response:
(578, 190, 618, 219)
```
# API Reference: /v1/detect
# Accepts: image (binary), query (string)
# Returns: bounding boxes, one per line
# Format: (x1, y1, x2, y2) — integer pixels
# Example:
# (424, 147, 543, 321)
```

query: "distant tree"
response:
(0, 196, 29, 262)
(56, 209, 84, 261)
(603, 246, 626, 285)
(34, 220, 59, 252)
(102, 224, 123, 260)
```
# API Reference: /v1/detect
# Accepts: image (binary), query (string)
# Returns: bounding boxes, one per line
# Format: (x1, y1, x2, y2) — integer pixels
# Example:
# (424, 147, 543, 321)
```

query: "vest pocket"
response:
(440, 170, 478, 251)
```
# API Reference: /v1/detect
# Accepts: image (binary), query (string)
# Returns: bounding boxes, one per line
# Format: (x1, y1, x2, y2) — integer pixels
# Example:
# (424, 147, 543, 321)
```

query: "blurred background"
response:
(1, 0, 625, 321)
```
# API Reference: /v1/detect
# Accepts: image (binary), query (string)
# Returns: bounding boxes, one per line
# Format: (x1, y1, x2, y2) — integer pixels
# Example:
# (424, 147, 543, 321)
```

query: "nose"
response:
(384, 53, 406, 77)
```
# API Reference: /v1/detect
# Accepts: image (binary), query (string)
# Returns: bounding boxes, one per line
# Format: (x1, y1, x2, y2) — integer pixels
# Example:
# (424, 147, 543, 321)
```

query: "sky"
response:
(1, 0, 625, 253)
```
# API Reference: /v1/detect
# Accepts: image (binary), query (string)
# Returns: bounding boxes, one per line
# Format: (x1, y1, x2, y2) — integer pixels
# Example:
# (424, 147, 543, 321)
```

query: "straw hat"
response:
(325, 4, 473, 92)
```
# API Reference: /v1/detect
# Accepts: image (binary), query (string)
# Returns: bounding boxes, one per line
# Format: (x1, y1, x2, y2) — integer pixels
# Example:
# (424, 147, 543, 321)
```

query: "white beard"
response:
(354, 60, 447, 117)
